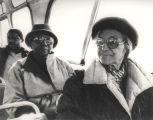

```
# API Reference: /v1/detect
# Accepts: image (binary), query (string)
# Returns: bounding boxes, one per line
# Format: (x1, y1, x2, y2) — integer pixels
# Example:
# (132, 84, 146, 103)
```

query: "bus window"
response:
(49, 0, 95, 63)
(11, 0, 26, 7)
(86, 0, 153, 73)
(12, 7, 32, 50)
(0, 19, 9, 47)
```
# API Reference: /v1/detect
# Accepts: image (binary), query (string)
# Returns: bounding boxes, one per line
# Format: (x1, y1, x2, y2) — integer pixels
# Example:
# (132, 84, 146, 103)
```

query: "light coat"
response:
(3, 53, 74, 119)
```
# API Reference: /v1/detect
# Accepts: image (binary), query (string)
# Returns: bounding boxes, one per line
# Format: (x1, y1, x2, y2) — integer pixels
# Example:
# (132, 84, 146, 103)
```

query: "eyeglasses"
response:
(95, 36, 125, 49)
(32, 35, 54, 45)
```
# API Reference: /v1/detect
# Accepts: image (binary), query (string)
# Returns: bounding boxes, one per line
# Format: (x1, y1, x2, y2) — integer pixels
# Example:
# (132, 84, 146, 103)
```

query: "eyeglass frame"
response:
(32, 34, 54, 46)
(95, 35, 125, 49)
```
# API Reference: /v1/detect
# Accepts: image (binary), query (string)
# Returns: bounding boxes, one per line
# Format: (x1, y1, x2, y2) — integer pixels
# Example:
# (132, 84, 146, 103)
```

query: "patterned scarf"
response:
(103, 63, 126, 93)
(104, 65, 125, 82)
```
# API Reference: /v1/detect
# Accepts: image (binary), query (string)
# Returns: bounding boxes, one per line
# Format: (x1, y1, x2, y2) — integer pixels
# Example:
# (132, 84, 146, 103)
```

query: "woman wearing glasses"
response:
(57, 17, 153, 120)
(3, 24, 74, 120)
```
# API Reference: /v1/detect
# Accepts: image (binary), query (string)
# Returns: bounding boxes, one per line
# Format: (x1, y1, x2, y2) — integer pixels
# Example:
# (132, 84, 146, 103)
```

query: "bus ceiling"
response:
(0, 0, 56, 24)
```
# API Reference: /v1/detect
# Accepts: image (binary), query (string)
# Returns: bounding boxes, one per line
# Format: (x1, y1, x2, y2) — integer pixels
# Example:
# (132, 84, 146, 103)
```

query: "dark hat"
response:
(7, 29, 24, 42)
(25, 24, 58, 48)
(92, 17, 138, 49)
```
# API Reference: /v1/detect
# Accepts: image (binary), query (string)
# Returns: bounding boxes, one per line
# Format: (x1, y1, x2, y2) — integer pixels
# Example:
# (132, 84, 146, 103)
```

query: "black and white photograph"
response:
(0, 0, 153, 120)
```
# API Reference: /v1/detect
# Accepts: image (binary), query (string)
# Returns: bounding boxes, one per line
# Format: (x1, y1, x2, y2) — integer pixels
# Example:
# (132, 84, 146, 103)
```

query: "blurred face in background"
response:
(95, 29, 126, 69)
(30, 33, 54, 57)
(7, 32, 22, 49)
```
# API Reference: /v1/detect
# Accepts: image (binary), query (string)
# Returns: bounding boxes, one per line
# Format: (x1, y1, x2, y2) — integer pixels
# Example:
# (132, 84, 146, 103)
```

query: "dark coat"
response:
(57, 59, 153, 120)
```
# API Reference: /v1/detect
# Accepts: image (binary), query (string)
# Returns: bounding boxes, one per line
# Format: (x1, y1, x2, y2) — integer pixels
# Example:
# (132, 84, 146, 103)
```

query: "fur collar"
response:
(83, 59, 153, 117)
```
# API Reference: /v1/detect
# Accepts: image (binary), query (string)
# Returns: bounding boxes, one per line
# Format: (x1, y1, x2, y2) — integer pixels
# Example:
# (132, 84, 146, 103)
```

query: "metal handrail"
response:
(0, 101, 40, 114)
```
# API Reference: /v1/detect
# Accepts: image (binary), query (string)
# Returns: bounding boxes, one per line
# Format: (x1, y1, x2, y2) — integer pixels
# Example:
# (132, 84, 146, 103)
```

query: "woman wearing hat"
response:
(57, 17, 153, 120)
(3, 24, 74, 119)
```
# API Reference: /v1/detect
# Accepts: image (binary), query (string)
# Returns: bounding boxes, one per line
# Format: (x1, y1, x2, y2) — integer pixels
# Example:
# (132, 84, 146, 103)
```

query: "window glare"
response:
(49, 0, 95, 63)
(0, 19, 9, 47)
(12, 0, 26, 7)
(12, 7, 32, 50)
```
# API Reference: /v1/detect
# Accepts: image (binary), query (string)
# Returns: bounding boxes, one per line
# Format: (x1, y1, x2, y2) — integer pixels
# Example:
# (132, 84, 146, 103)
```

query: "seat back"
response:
(0, 77, 8, 120)
(0, 77, 5, 104)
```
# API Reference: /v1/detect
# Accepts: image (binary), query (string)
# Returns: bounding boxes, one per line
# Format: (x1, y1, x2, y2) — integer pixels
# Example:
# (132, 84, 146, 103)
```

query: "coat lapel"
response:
(46, 54, 72, 90)
(107, 73, 131, 117)
(126, 60, 153, 110)
(84, 60, 107, 84)
(46, 54, 64, 90)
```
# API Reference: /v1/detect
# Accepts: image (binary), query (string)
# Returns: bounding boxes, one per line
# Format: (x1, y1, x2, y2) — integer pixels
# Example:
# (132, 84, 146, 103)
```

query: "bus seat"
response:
(0, 77, 8, 120)
(0, 77, 5, 104)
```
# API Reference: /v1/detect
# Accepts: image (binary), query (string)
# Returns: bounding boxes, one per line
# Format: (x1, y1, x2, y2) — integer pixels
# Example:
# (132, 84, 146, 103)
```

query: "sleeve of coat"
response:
(3, 61, 27, 117)
(132, 87, 153, 120)
(56, 71, 87, 120)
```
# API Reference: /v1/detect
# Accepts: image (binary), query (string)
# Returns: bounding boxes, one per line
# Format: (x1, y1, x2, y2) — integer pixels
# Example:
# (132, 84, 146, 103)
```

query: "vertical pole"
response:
(80, 0, 101, 65)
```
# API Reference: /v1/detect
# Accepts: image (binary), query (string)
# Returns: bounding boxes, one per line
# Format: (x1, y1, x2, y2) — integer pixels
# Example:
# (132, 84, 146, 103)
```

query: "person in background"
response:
(3, 24, 74, 120)
(57, 17, 153, 120)
(0, 29, 28, 80)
